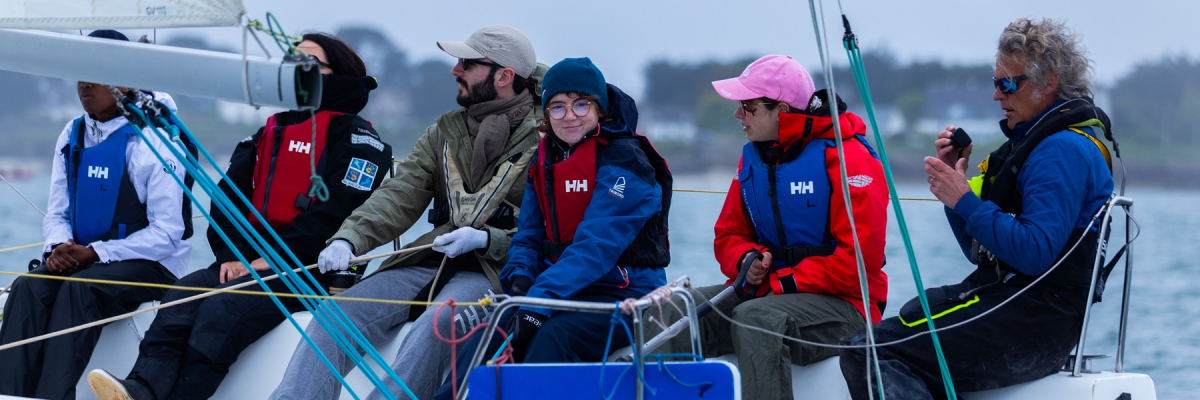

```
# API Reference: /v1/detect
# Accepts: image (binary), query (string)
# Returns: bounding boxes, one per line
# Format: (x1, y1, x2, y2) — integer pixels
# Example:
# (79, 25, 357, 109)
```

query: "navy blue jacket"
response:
(947, 101, 1114, 276)
(501, 85, 668, 317)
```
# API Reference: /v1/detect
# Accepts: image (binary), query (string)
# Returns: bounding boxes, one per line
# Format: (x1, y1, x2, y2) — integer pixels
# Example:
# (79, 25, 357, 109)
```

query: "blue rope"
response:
(648, 355, 714, 395)
(127, 101, 415, 399)
(121, 105, 371, 400)
(599, 304, 656, 400)
(841, 23, 958, 399)
(144, 106, 408, 400)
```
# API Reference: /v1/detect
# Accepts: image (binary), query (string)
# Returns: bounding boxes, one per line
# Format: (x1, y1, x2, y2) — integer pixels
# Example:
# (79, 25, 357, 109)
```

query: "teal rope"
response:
(130, 99, 415, 400)
(152, 104, 413, 400)
(841, 20, 959, 399)
(120, 103, 374, 400)
(308, 110, 329, 202)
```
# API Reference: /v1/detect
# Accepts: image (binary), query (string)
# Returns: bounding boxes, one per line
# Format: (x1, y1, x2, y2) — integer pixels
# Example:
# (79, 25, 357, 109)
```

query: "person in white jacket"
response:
(0, 29, 192, 400)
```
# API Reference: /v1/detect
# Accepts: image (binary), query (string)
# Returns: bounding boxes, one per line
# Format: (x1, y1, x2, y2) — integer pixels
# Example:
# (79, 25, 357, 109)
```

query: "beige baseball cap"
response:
(438, 25, 537, 78)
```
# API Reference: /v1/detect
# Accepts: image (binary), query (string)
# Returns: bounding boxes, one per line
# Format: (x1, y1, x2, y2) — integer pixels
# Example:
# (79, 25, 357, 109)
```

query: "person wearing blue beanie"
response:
(431, 57, 673, 400)
(540, 57, 610, 115)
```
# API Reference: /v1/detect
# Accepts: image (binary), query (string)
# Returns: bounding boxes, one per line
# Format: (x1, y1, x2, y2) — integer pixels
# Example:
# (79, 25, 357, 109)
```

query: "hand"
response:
(506, 309, 547, 361)
(220, 258, 271, 283)
(45, 241, 81, 273)
(219, 261, 246, 284)
(744, 251, 772, 286)
(319, 240, 355, 274)
(925, 156, 972, 209)
(509, 275, 534, 296)
(432, 227, 489, 258)
(934, 125, 973, 168)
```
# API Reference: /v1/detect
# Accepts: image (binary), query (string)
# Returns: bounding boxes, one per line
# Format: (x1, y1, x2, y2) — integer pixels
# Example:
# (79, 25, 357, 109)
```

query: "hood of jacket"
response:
(318, 74, 377, 114)
(758, 89, 866, 163)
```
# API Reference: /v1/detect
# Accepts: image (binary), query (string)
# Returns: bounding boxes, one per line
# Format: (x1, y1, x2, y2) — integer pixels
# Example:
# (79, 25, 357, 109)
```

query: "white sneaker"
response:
(87, 369, 133, 400)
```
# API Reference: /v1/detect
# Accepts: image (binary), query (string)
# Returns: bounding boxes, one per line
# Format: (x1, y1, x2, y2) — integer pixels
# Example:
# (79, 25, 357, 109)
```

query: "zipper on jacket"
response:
(260, 123, 286, 216)
(545, 163, 562, 241)
(767, 164, 789, 258)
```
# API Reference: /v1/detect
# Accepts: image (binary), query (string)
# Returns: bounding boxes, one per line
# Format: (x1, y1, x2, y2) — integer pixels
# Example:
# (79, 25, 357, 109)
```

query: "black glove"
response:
(506, 309, 547, 362)
(510, 275, 534, 296)
(734, 250, 764, 301)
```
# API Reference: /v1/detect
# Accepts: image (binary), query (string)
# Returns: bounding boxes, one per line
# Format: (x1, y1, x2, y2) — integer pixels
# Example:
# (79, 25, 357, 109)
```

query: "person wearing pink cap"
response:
(647, 55, 888, 400)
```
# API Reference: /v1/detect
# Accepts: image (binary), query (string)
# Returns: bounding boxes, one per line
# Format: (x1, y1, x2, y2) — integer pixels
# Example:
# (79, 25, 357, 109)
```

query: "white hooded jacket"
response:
(42, 92, 191, 278)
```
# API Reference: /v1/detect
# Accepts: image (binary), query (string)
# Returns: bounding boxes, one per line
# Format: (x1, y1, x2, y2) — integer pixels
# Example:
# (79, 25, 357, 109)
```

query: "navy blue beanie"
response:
(541, 57, 609, 113)
(87, 30, 129, 41)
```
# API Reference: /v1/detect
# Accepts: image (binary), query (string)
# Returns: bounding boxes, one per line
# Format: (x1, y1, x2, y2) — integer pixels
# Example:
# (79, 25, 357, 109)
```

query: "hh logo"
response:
(790, 181, 814, 195)
(87, 166, 109, 179)
(288, 140, 311, 154)
(565, 179, 589, 193)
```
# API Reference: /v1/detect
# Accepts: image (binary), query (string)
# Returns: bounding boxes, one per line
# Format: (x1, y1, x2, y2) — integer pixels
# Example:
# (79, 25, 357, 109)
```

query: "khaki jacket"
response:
(331, 105, 540, 292)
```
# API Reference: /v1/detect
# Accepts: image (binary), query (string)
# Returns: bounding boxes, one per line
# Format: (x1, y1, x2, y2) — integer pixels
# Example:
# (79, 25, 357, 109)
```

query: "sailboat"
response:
(0, 1, 1159, 399)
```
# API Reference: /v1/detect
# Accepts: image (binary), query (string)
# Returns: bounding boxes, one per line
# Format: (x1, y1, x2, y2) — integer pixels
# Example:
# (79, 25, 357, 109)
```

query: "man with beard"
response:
(270, 25, 545, 400)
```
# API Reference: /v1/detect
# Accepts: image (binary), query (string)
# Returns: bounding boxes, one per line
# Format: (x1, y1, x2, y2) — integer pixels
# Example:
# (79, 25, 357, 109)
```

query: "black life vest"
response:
(529, 134, 672, 267)
(975, 98, 1116, 302)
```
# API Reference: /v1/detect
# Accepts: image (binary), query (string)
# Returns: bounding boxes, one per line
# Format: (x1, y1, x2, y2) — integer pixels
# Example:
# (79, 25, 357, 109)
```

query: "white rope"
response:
(0, 172, 45, 216)
(806, 0, 882, 398)
(0, 245, 429, 352)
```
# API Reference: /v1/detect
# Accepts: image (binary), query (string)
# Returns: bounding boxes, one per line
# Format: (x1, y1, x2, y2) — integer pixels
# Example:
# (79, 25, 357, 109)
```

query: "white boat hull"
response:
(0, 295, 1157, 399)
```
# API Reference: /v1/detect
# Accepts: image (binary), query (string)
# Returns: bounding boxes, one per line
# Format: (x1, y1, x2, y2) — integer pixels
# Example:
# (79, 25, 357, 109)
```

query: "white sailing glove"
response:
(318, 240, 355, 273)
(432, 227, 489, 258)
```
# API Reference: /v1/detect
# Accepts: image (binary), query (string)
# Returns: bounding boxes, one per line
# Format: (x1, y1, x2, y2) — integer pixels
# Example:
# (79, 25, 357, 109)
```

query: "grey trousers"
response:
(646, 284, 865, 400)
(270, 266, 494, 400)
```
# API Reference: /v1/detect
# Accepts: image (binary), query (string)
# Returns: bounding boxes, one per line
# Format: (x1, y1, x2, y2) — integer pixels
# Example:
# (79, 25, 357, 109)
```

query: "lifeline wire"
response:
(806, 1, 885, 397)
(0, 172, 46, 216)
(839, 14, 956, 399)
(119, 93, 407, 400)
(676, 198, 1120, 351)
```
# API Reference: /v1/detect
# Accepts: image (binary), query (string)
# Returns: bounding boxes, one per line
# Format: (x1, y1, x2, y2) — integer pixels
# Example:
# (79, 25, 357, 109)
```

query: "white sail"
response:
(0, 0, 245, 29)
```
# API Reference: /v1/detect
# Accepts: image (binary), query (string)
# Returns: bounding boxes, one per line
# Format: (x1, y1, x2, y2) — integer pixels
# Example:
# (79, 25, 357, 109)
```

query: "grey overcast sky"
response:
(147, 0, 1200, 99)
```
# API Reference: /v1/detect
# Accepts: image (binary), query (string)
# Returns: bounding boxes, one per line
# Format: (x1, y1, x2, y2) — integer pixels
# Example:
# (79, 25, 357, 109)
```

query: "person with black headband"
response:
(86, 32, 392, 400)
(268, 25, 546, 400)
(840, 18, 1116, 399)
(0, 29, 192, 400)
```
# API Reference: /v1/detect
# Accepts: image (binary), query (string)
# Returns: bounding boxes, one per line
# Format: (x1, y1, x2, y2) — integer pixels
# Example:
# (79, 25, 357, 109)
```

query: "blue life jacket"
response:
(62, 118, 149, 246)
(738, 135, 878, 270)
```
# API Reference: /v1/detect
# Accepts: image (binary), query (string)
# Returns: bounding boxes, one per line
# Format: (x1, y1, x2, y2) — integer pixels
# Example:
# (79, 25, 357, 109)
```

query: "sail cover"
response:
(0, 0, 245, 29)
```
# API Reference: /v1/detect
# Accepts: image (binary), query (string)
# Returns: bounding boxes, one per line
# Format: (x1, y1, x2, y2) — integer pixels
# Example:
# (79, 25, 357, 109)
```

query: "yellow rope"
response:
(0, 270, 483, 307)
(0, 242, 42, 253)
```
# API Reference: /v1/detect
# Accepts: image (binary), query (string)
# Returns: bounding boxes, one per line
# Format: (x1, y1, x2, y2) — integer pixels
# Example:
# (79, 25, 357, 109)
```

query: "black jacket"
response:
(208, 74, 392, 265)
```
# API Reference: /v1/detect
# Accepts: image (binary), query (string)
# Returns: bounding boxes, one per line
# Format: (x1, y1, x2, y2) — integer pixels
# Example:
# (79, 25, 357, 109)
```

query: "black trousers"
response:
(127, 261, 331, 400)
(0, 260, 177, 400)
(839, 271, 1085, 400)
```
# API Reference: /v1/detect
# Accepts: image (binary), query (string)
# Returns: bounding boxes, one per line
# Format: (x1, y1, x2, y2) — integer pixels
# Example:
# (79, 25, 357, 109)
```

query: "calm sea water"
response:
(1, 173, 1197, 397)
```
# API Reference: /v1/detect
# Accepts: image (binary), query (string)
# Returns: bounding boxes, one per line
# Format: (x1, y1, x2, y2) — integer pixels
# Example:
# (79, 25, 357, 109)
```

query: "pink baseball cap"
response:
(712, 55, 815, 109)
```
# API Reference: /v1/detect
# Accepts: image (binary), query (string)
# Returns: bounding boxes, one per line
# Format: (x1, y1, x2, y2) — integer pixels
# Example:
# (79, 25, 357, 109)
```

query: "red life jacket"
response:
(529, 135, 672, 267)
(249, 111, 340, 228)
(531, 137, 601, 260)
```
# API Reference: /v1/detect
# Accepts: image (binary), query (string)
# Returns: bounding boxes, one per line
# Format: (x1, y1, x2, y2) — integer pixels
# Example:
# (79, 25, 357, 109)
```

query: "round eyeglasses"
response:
(546, 99, 594, 120)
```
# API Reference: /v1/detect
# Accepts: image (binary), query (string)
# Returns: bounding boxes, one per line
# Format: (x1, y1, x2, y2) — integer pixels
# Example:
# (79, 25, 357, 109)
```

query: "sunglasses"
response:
(739, 99, 779, 116)
(459, 58, 505, 71)
(993, 75, 1028, 95)
(546, 99, 594, 120)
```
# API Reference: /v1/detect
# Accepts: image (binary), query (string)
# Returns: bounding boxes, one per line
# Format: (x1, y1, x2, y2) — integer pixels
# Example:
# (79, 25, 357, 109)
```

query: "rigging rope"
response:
(840, 15, 957, 399)
(806, 1, 884, 397)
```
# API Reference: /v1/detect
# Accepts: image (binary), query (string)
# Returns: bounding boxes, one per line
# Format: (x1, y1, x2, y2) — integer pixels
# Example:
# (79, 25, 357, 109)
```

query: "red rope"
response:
(432, 299, 515, 399)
